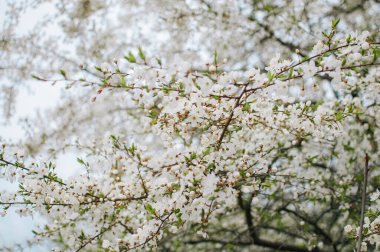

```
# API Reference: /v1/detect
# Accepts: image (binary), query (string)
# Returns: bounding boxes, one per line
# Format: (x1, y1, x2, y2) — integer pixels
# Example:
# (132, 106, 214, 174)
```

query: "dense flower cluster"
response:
(1, 1, 380, 251)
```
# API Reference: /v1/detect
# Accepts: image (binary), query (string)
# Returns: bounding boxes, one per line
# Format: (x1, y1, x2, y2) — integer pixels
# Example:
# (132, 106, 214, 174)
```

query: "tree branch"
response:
(357, 153, 369, 252)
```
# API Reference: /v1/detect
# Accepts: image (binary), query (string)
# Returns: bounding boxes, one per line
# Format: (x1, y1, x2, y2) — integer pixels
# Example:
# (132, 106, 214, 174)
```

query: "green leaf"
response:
(145, 204, 156, 215)
(213, 50, 218, 66)
(110, 135, 120, 149)
(346, 34, 352, 43)
(129, 144, 136, 155)
(79, 231, 86, 241)
(138, 47, 146, 61)
(267, 71, 275, 82)
(125, 52, 137, 63)
(372, 47, 380, 62)
(31, 74, 45, 81)
(243, 102, 250, 112)
(332, 18, 340, 29)
(120, 76, 126, 87)
(335, 111, 344, 121)
(203, 147, 211, 156)
(156, 57, 162, 67)
(226, 243, 235, 251)
(206, 163, 215, 172)
(76, 158, 89, 167)
(193, 81, 201, 90)
(263, 4, 273, 12)
(190, 152, 197, 160)
(59, 69, 67, 79)
(94, 66, 103, 72)
(261, 181, 272, 188)
(341, 58, 347, 67)
(288, 68, 293, 78)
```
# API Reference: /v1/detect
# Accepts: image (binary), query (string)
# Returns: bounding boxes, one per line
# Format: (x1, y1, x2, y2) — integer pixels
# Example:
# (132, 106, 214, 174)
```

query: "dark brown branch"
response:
(0, 158, 65, 185)
(281, 207, 337, 252)
(185, 239, 252, 246)
(239, 192, 324, 252)
(357, 153, 370, 252)
(76, 222, 118, 252)
(216, 83, 249, 150)
(123, 212, 173, 251)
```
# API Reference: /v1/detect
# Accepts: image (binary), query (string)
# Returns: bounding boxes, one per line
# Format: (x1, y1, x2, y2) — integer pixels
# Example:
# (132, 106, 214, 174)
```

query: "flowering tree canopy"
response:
(1, 0, 380, 251)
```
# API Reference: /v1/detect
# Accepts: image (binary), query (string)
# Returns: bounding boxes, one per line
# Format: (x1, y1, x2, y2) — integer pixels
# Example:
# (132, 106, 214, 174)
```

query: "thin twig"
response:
(357, 153, 369, 252)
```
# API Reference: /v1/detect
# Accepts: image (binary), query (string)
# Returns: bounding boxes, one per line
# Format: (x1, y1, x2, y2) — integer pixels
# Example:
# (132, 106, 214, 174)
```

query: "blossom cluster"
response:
(1, 0, 380, 251)
(1, 28, 380, 251)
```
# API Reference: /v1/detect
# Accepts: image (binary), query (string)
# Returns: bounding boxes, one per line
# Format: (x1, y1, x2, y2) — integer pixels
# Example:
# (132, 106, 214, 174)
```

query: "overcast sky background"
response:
(0, 2, 82, 250)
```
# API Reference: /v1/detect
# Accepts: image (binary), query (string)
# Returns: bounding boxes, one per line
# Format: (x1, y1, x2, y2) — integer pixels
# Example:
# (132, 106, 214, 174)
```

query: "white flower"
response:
(371, 190, 380, 201)
(201, 173, 219, 196)
(312, 41, 328, 54)
(349, 53, 362, 62)
(196, 230, 209, 238)
(100, 62, 111, 72)
(361, 42, 370, 50)
(361, 241, 368, 252)
(241, 185, 253, 194)
(317, 241, 324, 249)
(358, 31, 370, 43)
(303, 61, 318, 79)
(102, 239, 110, 248)
(208, 64, 217, 74)
(324, 56, 341, 69)
(344, 225, 353, 233)
(329, 71, 342, 85)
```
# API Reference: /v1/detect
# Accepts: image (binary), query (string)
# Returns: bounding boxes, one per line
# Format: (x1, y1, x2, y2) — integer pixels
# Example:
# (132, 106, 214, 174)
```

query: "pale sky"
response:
(0, 2, 81, 250)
